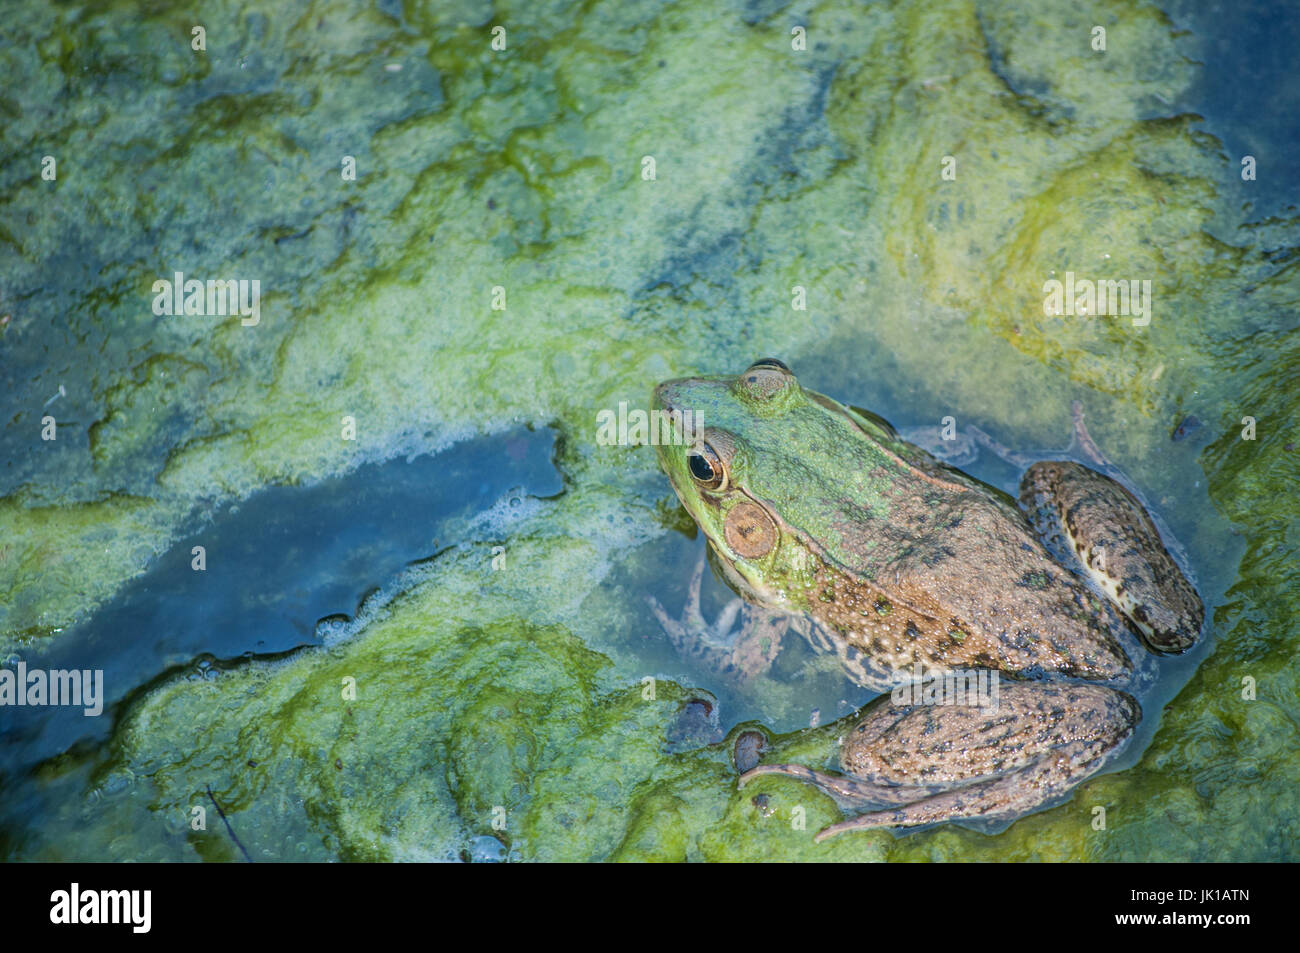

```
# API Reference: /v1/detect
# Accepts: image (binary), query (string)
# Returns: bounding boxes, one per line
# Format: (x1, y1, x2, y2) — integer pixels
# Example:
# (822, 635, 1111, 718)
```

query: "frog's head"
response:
(652, 359, 891, 602)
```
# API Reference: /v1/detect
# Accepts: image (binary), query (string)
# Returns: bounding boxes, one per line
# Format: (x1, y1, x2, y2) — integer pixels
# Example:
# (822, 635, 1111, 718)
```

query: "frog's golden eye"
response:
(686, 442, 726, 490)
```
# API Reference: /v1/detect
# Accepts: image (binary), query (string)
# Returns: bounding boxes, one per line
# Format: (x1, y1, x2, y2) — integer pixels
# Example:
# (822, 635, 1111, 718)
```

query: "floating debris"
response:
(1172, 415, 1202, 441)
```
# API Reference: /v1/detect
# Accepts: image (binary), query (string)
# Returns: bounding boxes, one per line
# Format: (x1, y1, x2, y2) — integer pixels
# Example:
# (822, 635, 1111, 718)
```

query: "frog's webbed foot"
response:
(967, 402, 1108, 471)
(967, 425, 1034, 471)
(1018, 459, 1204, 653)
(744, 683, 1140, 839)
(648, 553, 786, 682)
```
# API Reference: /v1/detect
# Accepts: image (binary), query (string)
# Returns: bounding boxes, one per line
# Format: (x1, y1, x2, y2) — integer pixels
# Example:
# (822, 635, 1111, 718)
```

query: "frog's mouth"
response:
(651, 379, 731, 535)
(649, 377, 703, 474)
(651, 387, 783, 604)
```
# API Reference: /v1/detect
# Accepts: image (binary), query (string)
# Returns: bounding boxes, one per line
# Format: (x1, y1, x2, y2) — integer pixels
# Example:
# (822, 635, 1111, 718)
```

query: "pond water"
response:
(0, 0, 1296, 861)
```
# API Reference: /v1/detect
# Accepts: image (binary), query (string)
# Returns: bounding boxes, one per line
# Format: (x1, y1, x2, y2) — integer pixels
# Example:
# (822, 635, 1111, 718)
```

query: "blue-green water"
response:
(1, 0, 1297, 861)
(0, 429, 560, 781)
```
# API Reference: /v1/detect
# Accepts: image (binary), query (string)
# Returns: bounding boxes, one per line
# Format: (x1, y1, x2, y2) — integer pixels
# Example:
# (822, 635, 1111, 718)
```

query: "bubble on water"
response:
(467, 835, 507, 863)
(314, 614, 352, 644)
(464, 486, 546, 537)
(95, 770, 136, 799)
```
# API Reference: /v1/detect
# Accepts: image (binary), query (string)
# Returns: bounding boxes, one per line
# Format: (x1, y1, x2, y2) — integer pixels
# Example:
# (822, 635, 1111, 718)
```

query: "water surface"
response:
(1, 0, 1296, 861)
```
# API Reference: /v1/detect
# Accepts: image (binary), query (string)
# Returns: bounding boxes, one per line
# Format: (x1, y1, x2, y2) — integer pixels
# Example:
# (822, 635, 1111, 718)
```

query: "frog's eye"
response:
(739, 359, 795, 401)
(686, 442, 726, 490)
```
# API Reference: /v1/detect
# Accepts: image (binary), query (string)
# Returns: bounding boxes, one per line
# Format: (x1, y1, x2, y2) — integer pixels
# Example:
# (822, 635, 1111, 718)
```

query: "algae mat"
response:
(0, 0, 1297, 860)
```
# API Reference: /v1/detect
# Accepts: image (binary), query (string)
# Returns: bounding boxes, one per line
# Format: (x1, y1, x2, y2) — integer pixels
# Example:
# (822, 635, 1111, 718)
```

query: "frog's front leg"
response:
(1018, 460, 1204, 653)
(741, 682, 1139, 839)
(648, 554, 787, 682)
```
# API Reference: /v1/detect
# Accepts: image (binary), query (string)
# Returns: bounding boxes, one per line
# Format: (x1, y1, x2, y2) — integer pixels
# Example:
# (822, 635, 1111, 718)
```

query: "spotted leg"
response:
(1018, 459, 1204, 653)
(741, 682, 1140, 839)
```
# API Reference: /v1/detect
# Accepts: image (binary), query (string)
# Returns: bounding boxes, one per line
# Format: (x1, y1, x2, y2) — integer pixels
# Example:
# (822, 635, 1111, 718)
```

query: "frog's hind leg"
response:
(811, 763, 1075, 841)
(1018, 460, 1204, 653)
(804, 683, 1140, 839)
(738, 763, 950, 809)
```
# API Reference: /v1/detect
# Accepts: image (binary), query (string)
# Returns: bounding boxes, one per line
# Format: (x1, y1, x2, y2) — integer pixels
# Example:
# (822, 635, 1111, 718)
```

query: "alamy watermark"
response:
(50, 883, 150, 933)
(151, 271, 260, 326)
(596, 401, 704, 446)
(1042, 271, 1151, 327)
(890, 662, 1000, 713)
(0, 662, 103, 716)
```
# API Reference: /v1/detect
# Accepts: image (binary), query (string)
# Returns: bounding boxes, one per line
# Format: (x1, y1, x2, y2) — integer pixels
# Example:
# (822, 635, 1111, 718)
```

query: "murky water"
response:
(0, 429, 559, 784)
(1, 0, 1296, 861)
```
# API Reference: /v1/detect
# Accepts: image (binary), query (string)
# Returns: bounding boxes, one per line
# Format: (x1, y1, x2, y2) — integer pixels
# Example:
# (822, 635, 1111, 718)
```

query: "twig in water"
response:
(206, 784, 254, 863)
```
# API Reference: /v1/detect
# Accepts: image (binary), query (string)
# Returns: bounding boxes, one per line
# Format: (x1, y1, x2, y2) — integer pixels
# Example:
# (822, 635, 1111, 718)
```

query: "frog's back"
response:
(804, 482, 1134, 682)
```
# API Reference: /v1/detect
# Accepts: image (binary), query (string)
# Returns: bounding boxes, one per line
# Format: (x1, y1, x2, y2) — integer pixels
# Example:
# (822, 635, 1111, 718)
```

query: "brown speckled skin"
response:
(743, 683, 1140, 837)
(801, 490, 1137, 683)
(653, 362, 1204, 834)
(842, 682, 1139, 785)
(1020, 461, 1204, 653)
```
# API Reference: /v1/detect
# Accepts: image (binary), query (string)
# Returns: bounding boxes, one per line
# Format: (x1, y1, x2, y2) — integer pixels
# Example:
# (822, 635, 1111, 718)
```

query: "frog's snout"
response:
(653, 376, 728, 419)
(651, 378, 690, 417)
(650, 381, 688, 472)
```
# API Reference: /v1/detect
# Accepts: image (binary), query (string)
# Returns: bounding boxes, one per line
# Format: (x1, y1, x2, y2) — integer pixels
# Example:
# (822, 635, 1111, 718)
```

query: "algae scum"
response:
(1, 0, 1297, 860)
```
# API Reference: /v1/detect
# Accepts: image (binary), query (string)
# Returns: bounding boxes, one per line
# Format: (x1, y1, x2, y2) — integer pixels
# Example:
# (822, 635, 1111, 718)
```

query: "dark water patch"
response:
(0, 426, 562, 783)
(1165, 0, 1300, 220)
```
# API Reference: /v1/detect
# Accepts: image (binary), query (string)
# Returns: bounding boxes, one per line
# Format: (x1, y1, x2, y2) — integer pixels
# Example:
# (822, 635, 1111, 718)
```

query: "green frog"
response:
(650, 359, 1203, 839)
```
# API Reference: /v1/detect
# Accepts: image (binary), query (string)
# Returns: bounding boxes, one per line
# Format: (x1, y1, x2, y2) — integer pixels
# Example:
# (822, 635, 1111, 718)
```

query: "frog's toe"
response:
(812, 766, 1077, 839)
(740, 762, 840, 792)
(811, 773, 1024, 840)
(1069, 400, 1112, 468)
(739, 762, 942, 808)
(646, 595, 684, 640)
(1019, 460, 1204, 653)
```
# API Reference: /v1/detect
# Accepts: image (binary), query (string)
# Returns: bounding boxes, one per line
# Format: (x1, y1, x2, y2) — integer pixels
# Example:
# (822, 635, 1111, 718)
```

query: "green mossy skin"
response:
(2, 0, 1297, 860)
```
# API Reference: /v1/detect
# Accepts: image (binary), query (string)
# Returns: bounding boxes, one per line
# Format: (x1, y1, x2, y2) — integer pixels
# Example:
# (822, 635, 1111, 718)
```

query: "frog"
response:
(650, 359, 1203, 839)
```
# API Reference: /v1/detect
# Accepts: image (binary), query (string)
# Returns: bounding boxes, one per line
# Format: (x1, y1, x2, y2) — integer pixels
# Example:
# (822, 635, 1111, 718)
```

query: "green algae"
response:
(0, 492, 185, 647)
(2, 0, 1298, 861)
